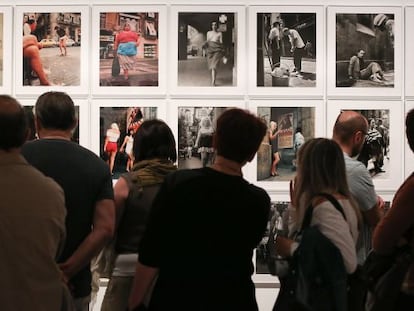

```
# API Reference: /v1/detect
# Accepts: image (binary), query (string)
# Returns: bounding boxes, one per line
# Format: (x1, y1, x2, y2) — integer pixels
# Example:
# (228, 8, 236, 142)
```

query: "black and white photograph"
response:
(255, 200, 290, 275)
(256, 106, 315, 182)
(177, 106, 230, 169)
(99, 106, 157, 178)
(353, 109, 390, 178)
(336, 13, 394, 88)
(256, 12, 316, 88)
(327, 7, 401, 97)
(177, 12, 236, 87)
(327, 100, 403, 191)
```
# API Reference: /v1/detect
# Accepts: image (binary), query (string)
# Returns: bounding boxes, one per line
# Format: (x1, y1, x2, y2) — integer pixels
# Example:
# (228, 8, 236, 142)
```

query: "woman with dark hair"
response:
(101, 119, 177, 311)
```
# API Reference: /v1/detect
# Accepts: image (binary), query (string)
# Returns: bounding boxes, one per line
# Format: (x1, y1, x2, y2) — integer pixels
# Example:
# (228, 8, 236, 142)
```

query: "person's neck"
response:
(38, 129, 72, 141)
(211, 155, 243, 177)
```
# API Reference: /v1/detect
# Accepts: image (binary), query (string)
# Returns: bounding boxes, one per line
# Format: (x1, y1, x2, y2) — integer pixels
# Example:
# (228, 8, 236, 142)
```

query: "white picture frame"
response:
(246, 99, 325, 194)
(15, 5, 90, 96)
(327, 6, 402, 99)
(18, 98, 89, 148)
(169, 5, 246, 97)
(247, 5, 325, 98)
(91, 5, 167, 97)
(327, 100, 404, 192)
(90, 99, 167, 180)
(405, 7, 414, 98)
(0, 6, 12, 94)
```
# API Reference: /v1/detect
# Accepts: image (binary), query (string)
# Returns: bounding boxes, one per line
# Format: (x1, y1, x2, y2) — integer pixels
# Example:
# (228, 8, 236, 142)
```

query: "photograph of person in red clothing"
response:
(99, 12, 159, 87)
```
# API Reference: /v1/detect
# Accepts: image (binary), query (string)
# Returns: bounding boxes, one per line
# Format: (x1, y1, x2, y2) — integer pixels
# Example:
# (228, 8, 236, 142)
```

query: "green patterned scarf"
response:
(130, 159, 177, 187)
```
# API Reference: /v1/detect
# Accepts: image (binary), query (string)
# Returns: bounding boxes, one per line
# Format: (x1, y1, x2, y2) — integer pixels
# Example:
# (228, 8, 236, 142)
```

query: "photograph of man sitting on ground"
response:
(336, 13, 394, 87)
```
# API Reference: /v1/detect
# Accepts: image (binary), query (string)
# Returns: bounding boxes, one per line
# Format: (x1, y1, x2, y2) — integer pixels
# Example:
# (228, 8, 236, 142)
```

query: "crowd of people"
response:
(1, 91, 413, 311)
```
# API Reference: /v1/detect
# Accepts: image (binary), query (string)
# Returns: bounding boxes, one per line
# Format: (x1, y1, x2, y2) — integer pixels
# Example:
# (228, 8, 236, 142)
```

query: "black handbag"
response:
(112, 56, 120, 77)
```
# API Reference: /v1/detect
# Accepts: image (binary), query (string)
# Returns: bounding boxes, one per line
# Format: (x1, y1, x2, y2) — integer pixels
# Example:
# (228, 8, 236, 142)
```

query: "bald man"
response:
(0, 95, 70, 310)
(333, 110, 384, 264)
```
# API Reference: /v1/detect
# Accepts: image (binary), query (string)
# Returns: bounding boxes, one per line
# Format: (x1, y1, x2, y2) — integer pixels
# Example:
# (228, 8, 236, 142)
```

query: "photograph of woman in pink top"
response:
(114, 23, 140, 80)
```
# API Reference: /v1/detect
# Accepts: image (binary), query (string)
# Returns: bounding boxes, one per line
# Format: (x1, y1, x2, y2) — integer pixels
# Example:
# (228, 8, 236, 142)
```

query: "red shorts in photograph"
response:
(105, 141, 118, 153)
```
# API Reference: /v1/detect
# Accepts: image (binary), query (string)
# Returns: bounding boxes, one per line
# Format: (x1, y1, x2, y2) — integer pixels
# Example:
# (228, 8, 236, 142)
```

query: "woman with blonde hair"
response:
(273, 138, 362, 310)
(104, 122, 120, 175)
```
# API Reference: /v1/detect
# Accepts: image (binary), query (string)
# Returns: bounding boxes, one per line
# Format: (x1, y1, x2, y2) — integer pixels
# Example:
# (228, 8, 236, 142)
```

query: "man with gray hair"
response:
(0, 95, 69, 310)
(22, 91, 115, 311)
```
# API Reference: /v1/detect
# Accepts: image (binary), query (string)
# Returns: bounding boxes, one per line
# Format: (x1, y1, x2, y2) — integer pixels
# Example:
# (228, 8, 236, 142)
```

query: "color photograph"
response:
(99, 106, 157, 178)
(98, 12, 159, 87)
(177, 12, 236, 87)
(256, 12, 316, 88)
(22, 11, 82, 86)
(257, 106, 315, 182)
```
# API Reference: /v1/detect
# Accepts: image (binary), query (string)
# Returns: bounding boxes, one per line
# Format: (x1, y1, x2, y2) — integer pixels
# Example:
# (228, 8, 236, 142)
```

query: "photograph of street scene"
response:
(256, 12, 316, 87)
(24, 106, 79, 143)
(336, 13, 394, 87)
(353, 109, 390, 179)
(257, 106, 315, 181)
(99, 12, 159, 87)
(255, 201, 289, 275)
(23, 12, 82, 86)
(100, 106, 157, 178)
(177, 107, 231, 169)
(177, 12, 236, 87)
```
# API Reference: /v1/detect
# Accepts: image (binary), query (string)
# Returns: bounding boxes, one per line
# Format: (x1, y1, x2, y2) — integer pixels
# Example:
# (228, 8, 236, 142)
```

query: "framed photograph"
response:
(253, 194, 289, 285)
(0, 6, 12, 94)
(14, 6, 90, 96)
(327, 6, 402, 98)
(169, 5, 246, 97)
(91, 99, 167, 179)
(18, 98, 89, 147)
(246, 99, 325, 193)
(327, 100, 404, 191)
(405, 7, 414, 98)
(248, 6, 324, 97)
(91, 5, 167, 96)
(169, 99, 245, 170)
(405, 101, 414, 178)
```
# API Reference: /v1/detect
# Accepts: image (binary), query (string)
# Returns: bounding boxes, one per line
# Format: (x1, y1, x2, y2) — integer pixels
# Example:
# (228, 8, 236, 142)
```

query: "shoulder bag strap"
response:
(300, 193, 347, 232)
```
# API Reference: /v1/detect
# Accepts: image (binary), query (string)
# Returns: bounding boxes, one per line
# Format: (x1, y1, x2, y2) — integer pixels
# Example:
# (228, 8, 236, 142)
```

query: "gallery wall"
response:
(2, 1, 414, 306)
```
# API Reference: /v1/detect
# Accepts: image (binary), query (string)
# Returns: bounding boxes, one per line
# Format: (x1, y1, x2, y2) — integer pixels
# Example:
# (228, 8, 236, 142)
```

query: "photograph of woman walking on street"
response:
(114, 23, 140, 81)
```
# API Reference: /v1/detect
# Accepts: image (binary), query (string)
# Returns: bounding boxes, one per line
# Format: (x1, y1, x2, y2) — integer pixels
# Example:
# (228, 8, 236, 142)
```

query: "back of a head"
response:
(406, 108, 414, 153)
(35, 91, 76, 131)
(214, 108, 267, 164)
(0, 95, 28, 151)
(333, 110, 368, 144)
(295, 138, 349, 203)
(133, 119, 177, 163)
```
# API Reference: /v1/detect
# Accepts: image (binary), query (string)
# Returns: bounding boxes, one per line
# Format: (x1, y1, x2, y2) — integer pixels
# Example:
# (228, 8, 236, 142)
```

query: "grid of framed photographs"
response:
(2, 2, 414, 287)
